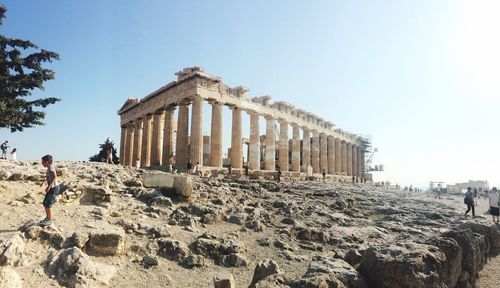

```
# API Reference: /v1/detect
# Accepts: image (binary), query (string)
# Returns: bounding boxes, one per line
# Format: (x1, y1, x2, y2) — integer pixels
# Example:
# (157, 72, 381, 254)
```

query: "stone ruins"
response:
(118, 67, 367, 180)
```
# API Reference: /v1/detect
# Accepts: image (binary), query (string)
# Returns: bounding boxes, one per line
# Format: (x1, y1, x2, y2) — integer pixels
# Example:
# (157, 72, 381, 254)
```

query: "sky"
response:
(1, 0, 499, 189)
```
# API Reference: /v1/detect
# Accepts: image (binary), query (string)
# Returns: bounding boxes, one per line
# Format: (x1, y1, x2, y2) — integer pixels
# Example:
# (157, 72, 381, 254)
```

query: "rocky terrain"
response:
(0, 160, 499, 288)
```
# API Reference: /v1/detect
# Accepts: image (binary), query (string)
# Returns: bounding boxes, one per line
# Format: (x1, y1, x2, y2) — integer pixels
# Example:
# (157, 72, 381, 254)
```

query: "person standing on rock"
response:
(487, 187, 499, 222)
(322, 168, 326, 183)
(10, 148, 17, 161)
(276, 164, 281, 183)
(106, 148, 113, 164)
(40, 154, 60, 226)
(464, 187, 475, 217)
(186, 160, 193, 174)
(1, 140, 9, 159)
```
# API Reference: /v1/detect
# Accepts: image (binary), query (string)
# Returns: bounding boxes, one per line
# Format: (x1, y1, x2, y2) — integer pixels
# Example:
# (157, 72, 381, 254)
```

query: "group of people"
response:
(1, 140, 17, 160)
(464, 186, 500, 222)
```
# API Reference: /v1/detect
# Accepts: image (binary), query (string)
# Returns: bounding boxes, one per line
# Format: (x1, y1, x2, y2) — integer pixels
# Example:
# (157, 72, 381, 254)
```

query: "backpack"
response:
(464, 193, 473, 204)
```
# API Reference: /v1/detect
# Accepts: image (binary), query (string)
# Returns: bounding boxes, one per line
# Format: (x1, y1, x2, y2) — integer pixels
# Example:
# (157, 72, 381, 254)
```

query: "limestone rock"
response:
(358, 243, 447, 288)
(306, 255, 366, 288)
(0, 267, 22, 288)
(193, 233, 247, 267)
(157, 238, 191, 262)
(0, 233, 25, 267)
(250, 259, 283, 287)
(173, 175, 193, 197)
(213, 273, 235, 288)
(84, 228, 126, 256)
(46, 247, 116, 288)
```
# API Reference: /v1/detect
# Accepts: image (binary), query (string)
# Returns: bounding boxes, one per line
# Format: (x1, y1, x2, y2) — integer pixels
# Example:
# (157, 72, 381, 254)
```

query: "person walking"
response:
(464, 187, 475, 217)
(487, 187, 499, 222)
(40, 154, 60, 226)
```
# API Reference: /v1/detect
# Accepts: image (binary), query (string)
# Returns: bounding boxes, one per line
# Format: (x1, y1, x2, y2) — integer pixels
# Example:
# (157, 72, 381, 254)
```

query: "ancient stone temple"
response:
(118, 67, 367, 179)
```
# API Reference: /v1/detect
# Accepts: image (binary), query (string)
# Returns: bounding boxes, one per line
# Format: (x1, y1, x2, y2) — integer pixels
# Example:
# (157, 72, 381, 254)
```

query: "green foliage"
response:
(89, 138, 119, 164)
(0, 5, 60, 132)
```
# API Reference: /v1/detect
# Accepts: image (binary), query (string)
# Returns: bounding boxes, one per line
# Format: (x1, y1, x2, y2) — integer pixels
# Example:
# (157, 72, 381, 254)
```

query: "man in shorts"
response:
(488, 187, 499, 222)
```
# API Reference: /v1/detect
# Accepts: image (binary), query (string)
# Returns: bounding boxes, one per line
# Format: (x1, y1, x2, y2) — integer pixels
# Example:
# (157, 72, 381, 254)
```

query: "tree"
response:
(89, 138, 119, 164)
(0, 5, 60, 132)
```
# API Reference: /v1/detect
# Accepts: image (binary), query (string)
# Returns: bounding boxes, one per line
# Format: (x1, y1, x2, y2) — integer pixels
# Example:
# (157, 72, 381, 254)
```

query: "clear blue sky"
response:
(2, 0, 499, 188)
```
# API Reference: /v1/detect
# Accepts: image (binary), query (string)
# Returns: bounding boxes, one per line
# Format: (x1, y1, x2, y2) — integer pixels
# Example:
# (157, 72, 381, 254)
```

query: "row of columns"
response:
(119, 96, 363, 177)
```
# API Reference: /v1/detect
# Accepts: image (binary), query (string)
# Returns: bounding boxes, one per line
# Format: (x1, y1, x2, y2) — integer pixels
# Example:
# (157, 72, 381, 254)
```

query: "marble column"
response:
(209, 102, 223, 168)
(279, 120, 289, 171)
(291, 124, 300, 172)
(335, 138, 341, 174)
(141, 114, 153, 167)
(319, 133, 328, 173)
(302, 128, 310, 172)
(249, 112, 260, 171)
(190, 96, 203, 166)
(265, 116, 276, 171)
(175, 104, 189, 169)
(359, 146, 364, 178)
(126, 125, 134, 167)
(327, 136, 335, 174)
(230, 107, 242, 169)
(311, 130, 320, 173)
(347, 142, 352, 176)
(119, 126, 127, 166)
(341, 141, 347, 174)
(150, 111, 164, 166)
(352, 144, 358, 177)
(162, 108, 174, 168)
(133, 120, 143, 167)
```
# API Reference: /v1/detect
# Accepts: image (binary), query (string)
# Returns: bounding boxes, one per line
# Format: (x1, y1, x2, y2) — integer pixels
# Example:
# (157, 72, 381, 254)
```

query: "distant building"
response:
(446, 180, 489, 194)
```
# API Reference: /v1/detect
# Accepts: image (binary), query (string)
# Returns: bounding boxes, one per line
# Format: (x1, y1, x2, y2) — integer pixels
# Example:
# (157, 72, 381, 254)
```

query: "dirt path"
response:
(476, 249, 500, 288)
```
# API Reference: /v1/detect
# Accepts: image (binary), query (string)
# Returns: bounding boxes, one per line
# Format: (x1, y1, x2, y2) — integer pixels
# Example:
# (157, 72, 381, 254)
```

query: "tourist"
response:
(276, 165, 282, 183)
(352, 176, 355, 183)
(194, 162, 200, 175)
(186, 160, 193, 174)
(306, 164, 313, 180)
(227, 164, 232, 180)
(135, 158, 140, 168)
(322, 169, 326, 183)
(10, 148, 17, 161)
(487, 187, 499, 222)
(168, 163, 173, 173)
(106, 148, 113, 164)
(464, 187, 475, 217)
(1, 140, 9, 159)
(244, 165, 249, 179)
(40, 154, 60, 226)
(473, 188, 478, 206)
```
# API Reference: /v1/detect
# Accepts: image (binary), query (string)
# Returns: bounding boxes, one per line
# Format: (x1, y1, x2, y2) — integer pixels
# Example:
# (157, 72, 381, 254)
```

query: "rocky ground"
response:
(0, 160, 499, 288)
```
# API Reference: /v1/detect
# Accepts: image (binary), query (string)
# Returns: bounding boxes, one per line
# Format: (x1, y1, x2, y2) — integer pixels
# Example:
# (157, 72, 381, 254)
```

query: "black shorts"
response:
(43, 186, 60, 208)
(491, 206, 500, 216)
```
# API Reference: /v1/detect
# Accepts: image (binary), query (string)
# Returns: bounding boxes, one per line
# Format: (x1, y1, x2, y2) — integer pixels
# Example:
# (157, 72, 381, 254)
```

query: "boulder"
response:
(0, 233, 25, 267)
(173, 175, 193, 197)
(0, 267, 22, 288)
(143, 172, 174, 188)
(46, 247, 116, 288)
(84, 228, 126, 256)
(193, 234, 247, 267)
(306, 255, 366, 288)
(23, 226, 65, 249)
(250, 259, 283, 287)
(157, 238, 191, 262)
(441, 229, 489, 287)
(459, 221, 500, 248)
(358, 243, 447, 288)
(213, 273, 235, 288)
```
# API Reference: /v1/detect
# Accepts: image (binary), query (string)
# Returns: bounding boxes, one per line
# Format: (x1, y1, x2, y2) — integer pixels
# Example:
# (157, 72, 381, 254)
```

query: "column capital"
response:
(207, 99, 223, 106)
(264, 115, 275, 121)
